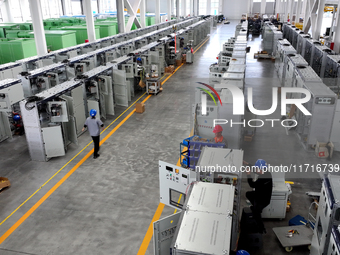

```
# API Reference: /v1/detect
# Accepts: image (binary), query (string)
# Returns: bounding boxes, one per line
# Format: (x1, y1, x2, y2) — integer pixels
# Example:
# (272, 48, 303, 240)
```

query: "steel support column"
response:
(207, 0, 211, 15)
(83, 0, 96, 42)
(167, 0, 172, 20)
(314, 0, 325, 38)
(29, 0, 48, 56)
(116, 0, 125, 33)
(261, 0, 266, 14)
(176, 0, 180, 19)
(140, 0, 146, 26)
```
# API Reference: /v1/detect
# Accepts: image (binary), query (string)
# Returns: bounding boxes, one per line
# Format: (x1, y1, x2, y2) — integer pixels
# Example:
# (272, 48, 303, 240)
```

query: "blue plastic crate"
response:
(289, 215, 308, 226)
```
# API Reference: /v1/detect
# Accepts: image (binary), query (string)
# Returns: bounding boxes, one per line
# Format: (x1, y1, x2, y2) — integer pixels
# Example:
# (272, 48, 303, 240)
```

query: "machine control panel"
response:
(315, 97, 335, 105)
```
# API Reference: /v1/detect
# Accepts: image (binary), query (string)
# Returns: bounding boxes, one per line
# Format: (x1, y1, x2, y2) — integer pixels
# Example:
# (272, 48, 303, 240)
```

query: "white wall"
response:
(222, 0, 248, 19)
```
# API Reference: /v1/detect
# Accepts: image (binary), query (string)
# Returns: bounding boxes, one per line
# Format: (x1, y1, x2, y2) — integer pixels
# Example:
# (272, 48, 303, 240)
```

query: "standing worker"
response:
(82, 109, 104, 159)
(212, 125, 228, 147)
(244, 159, 273, 234)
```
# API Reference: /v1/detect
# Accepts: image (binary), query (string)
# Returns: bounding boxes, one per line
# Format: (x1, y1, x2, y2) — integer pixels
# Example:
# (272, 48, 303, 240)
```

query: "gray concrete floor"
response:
(0, 20, 339, 255)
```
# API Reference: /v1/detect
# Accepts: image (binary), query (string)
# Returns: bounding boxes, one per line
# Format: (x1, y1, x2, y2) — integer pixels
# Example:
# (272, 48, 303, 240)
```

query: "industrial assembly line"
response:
(151, 20, 340, 255)
(0, 16, 213, 158)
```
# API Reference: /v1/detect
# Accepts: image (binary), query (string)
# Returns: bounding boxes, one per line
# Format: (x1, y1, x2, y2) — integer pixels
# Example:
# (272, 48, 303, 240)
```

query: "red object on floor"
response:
(85, 39, 89, 43)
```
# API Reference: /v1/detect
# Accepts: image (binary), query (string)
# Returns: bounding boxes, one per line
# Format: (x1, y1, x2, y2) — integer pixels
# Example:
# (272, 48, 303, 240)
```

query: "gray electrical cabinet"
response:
(171, 182, 235, 255)
(296, 82, 337, 146)
(284, 54, 308, 88)
(302, 39, 322, 65)
(311, 45, 334, 78)
(296, 33, 310, 55)
(261, 172, 291, 219)
(310, 174, 340, 255)
(277, 44, 296, 84)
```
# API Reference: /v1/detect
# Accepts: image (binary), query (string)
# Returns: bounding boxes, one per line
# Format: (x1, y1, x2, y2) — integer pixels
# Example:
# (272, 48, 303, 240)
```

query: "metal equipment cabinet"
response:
(310, 174, 340, 255)
(261, 173, 290, 219)
(284, 54, 308, 88)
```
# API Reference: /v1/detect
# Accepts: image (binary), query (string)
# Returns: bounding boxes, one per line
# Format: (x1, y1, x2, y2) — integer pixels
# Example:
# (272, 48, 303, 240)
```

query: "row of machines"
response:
(204, 21, 248, 149)
(208, 22, 291, 218)
(152, 23, 249, 255)
(277, 24, 339, 151)
(152, 22, 292, 255)
(0, 17, 214, 160)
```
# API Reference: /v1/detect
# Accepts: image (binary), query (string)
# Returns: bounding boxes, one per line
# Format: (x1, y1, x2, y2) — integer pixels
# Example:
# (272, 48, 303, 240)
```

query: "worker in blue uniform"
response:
(82, 109, 104, 159)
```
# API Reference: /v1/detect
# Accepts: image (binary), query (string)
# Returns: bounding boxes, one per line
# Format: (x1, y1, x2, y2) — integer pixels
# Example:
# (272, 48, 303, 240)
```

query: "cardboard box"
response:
(244, 135, 254, 142)
(182, 55, 186, 63)
(165, 65, 175, 73)
(0, 177, 11, 190)
(135, 103, 145, 113)
(176, 59, 182, 66)
(315, 141, 334, 159)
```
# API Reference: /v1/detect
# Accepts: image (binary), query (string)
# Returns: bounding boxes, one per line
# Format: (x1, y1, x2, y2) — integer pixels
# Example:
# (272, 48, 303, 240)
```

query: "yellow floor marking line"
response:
(0, 93, 147, 228)
(1, 31, 210, 249)
(0, 108, 137, 245)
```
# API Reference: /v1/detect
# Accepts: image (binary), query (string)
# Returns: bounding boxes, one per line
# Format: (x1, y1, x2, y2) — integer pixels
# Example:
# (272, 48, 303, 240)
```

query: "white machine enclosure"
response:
(284, 54, 309, 88)
(323, 55, 340, 88)
(274, 39, 291, 71)
(296, 33, 310, 55)
(326, 226, 340, 255)
(287, 25, 296, 43)
(302, 39, 322, 66)
(292, 65, 323, 89)
(18, 63, 69, 97)
(0, 79, 24, 142)
(171, 183, 235, 255)
(20, 80, 86, 161)
(282, 23, 292, 39)
(272, 30, 283, 56)
(291, 28, 303, 49)
(277, 44, 297, 84)
(295, 82, 337, 146)
(311, 45, 334, 78)
(195, 147, 243, 253)
(0, 62, 22, 79)
(310, 174, 340, 255)
(158, 161, 197, 209)
(0, 79, 24, 112)
(261, 172, 291, 219)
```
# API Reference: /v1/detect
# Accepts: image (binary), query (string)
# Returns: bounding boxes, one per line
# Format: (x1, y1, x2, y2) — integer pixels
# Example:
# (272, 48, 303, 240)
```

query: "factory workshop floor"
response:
(0, 20, 339, 255)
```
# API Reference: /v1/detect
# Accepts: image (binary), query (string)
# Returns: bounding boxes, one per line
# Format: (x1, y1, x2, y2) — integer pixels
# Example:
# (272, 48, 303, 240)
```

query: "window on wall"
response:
(101, 0, 116, 13)
(211, 0, 219, 15)
(199, 0, 207, 15)
(41, 0, 63, 19)
(71, 0, 83, 15)
(91, 0, 98, 13)
(11, 0, 24, 22)
(186, 0, 191, 16)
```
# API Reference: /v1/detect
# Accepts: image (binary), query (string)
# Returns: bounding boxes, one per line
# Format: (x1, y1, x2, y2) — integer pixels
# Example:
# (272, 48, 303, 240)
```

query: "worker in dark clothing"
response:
(82, 109, 104, 159)
(169, 39, 175, 47)
(244, 159, 273, 234)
